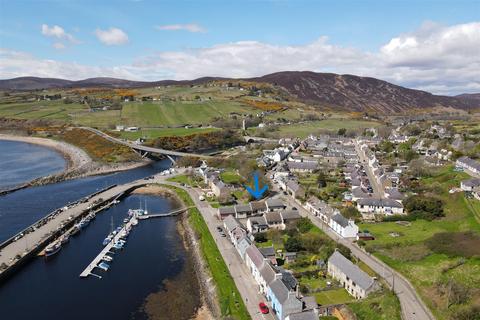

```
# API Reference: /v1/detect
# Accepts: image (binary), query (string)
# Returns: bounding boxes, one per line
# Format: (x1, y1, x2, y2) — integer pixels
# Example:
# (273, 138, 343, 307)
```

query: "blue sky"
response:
(0, 0, 479, 94)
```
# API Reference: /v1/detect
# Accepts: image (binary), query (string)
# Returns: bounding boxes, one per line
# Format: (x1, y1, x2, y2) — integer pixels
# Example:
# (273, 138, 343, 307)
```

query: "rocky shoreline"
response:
(135, 185, 219, 320)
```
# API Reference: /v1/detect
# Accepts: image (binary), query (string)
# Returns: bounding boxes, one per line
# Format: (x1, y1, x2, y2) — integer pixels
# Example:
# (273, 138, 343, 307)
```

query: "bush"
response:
(296, 218, 314, 233)
(426, 232, 480, 258)
(404, 195, 444, 220)
(285, 236, 303, 252)
(254, 232, 268, 243)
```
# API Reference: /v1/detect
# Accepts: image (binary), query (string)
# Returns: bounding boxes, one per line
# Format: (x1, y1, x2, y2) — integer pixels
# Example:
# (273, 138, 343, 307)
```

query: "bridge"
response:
(243, 135, 278, 143)
(81, 127, 214, 160)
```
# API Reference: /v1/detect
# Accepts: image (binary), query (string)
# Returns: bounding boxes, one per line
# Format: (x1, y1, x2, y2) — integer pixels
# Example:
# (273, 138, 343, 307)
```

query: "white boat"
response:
(131, 218, 138, 226)
(45, 241, 61, 257)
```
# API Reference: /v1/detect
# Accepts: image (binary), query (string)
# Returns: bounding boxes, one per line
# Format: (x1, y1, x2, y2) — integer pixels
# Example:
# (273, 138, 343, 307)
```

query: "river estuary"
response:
(0, 141, 201, 320)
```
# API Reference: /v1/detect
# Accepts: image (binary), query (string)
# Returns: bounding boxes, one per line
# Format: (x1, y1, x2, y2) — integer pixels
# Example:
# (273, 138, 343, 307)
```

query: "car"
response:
(259, 302, 269, 314)
(216, 226, 223, 232)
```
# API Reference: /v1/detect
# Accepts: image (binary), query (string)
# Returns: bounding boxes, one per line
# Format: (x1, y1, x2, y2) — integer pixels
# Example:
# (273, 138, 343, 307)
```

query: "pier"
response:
(136, 206, 193, 220)
(0, 169, 183, 283)
(79, 216, 137, 278)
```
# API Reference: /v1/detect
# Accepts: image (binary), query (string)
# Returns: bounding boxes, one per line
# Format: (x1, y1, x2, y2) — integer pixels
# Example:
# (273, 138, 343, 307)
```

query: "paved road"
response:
(354, 140, 384, 198)
(82, 127, 213, 159)
(279, 193, 435, 320)
(163, 181, 274, 320)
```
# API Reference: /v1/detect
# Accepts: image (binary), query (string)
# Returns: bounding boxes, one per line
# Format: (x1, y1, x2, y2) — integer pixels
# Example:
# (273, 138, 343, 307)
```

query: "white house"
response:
(328, 251, 378, 299)
(357, 198, 404, 215)
(460, 178, 480, 192)
(456, 157, 480, 175)
(328, 213, 359, 238)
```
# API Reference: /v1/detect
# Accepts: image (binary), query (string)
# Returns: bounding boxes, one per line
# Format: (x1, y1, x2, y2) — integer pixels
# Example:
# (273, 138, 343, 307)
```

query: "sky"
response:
(0, 0, 479, 95)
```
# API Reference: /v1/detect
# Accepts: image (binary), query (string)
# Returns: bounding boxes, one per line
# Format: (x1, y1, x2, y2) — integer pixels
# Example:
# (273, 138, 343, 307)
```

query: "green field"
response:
(0, 100, 87, 122)
(348, 290, 401, 320)
(248, 119, 382, 138)
(359, 166, 480, 320)
(314, 288, 354, 305)
(115, 127, 220, 140)
(161, 184, 249, 320)
(120, 101, 255, 127)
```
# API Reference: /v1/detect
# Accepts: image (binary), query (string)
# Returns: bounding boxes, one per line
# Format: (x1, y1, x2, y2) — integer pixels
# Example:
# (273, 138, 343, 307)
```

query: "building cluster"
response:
(457, 157, 480, 200)
(257, 140, 300, 168)
(300, 135, 359, 166)
(196, 162, 230, 198)
(305, 196, 359, 238)
(222, 215, 318, 320)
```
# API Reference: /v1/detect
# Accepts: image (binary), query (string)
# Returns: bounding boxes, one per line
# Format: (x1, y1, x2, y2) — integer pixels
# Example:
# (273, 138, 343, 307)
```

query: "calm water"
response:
(0, 140, 67, 190)
(0, 194, 186, 320)
(0, 141, 195, 319)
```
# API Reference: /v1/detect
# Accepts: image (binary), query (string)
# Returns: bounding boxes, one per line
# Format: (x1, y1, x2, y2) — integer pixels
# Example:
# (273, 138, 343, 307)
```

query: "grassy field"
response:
(314, 288, 354, 305)
(161, 185, 249, 320)
(248, 119, 382, 138)
(0, 100, 87, 122)
(359, 166, 480, 320)
(114, 127, 220, 140)
(348, 290, 401, 320)
(220, 170, 243, 184)
(120, 101, 256, 127)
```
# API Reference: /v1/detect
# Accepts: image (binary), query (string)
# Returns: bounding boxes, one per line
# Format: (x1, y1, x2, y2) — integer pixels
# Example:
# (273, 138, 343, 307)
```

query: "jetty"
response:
(136, 206, 193, 220)
(79, 216, 136, 278)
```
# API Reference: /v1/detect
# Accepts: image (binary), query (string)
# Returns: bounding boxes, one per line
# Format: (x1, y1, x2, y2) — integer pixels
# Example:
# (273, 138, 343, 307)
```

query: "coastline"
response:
(0, 134, 151, 194)
(134, 184, 219, 320)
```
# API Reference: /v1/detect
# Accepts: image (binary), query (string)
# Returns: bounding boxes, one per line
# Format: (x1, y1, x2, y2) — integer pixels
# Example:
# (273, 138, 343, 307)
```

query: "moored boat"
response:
(45, 241, 61, 257)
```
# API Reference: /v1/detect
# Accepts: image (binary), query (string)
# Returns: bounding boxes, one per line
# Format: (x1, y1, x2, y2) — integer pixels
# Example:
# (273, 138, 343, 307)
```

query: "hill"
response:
(1, 72, 478, 113)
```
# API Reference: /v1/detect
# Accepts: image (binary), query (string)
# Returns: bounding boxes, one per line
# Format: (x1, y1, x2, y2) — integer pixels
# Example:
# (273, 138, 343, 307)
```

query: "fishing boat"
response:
(101, 255, 113, 262)
(98, 262, 110, 271)
(59, 235, 70, 245)
(102, 235, 113, 246)
(131, 218, 138, 226)
(70, 226, 80, 236)
(45, 241, 61, 257)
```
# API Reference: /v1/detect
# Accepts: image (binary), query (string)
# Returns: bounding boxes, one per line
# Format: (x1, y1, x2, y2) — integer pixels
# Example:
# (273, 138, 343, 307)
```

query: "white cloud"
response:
(41, 24, 79, 49)
(52, 42, 66, 50)
(4, 21, 480, 95)
(155, 23, 206, 33)
(94, 27, 129, 45)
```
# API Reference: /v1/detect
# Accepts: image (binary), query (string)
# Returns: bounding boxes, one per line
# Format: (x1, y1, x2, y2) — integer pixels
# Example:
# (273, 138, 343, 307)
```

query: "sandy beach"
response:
(0, 134, 151, 190)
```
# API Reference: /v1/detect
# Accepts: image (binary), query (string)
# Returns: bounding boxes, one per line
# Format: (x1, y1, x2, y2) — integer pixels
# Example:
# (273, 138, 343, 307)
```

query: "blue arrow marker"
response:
(245, 172, 268, 200)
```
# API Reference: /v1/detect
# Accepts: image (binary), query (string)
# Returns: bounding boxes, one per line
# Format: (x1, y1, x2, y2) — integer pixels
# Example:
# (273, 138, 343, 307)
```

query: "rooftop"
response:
(328, 251, 375, 291)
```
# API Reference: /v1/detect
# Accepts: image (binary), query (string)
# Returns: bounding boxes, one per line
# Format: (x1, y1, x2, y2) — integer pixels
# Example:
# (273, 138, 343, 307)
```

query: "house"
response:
(356, 198, 404, 215)
(259, 261, 281, 293)
(384, 188, 405, 203)
(285, 311, 318, 320)
(460, 178, 480, 192)
(246, 216, 269, 233)
(223, 215, 246, 244)
(245, 245, 267, 290)
(265, 211, 284, 229)
(235, 204, 254, 219)
(264, 148, 287, 162)
(218, 206, 236, 219)
(305, 196, 336, 224)
(286, 180, 305, 199)
(284, 252, 297, 264)
(329, 213, 359, 238)
(124, 126, 139, 132)
(280, 210, 302, 228)
(287, 161, 318, 173)
(266, 198, 286, 211)
(259, 246, 277, 265)
(251, 200, 267, 214)
(328, 251, 379, 299)
(267, 278, 303, 320)
(236, 237, 252, 261)
(456, 157, 480, 175)
(210, 178, 228, 198)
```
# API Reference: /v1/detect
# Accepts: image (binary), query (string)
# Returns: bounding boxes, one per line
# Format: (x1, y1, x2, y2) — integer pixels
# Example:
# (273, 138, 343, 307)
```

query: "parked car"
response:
(216, 226, 223, 232)
(259, 302, 269, 314)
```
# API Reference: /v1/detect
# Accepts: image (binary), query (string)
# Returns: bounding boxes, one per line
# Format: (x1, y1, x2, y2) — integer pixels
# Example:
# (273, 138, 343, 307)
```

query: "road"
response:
(81, 127, 213, 159)
(163, 181, 274, 320)
(354, 140, 384, 198)
(279, 193, 435, 320)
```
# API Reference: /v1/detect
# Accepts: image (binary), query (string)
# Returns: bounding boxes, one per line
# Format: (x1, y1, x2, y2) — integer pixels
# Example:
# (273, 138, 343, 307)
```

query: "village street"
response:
(162, 180, 275, 320)
(353, 140, 384, 198)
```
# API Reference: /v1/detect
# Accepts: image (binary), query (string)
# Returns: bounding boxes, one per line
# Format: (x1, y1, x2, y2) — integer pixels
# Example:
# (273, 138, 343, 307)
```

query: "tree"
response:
(404, 195, 444, 220)
(341, 206, 361, 220)
(285, 236, 303, 252)
(254, 232, 267, 243)
(296, 218, 314, 233)
(337, 128, 347, 136)
(336, 244, 352, 260)
(317, 171, 327, 188)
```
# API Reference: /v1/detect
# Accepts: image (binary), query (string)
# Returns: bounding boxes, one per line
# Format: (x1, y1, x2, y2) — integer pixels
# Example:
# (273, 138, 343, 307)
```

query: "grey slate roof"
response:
(251, 200, 267, 212)
(249, 216, 267, 226)
(259, 262, 278, 285)
(280, 210, 301, 221)
(357, 198, 403, 208)
(328, 251, 375, 291)
(266, 198, 285, 209)
(287, 179, 303, 192)
(235, 204, 253, 213)
(462, 178, 480, 187)
(219, 206, 235, 215)
(246, 245, 265, 269)
(286, 310, 317, 320)
(269, 278, 289, 303)
(287, 161, 318, 171)
(331, 213, 350, 228)
(236, 237, 251, 258)
(223, 215, 241, 232)
(259, 246, 276, 257)
(265, 211, 282, 224)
